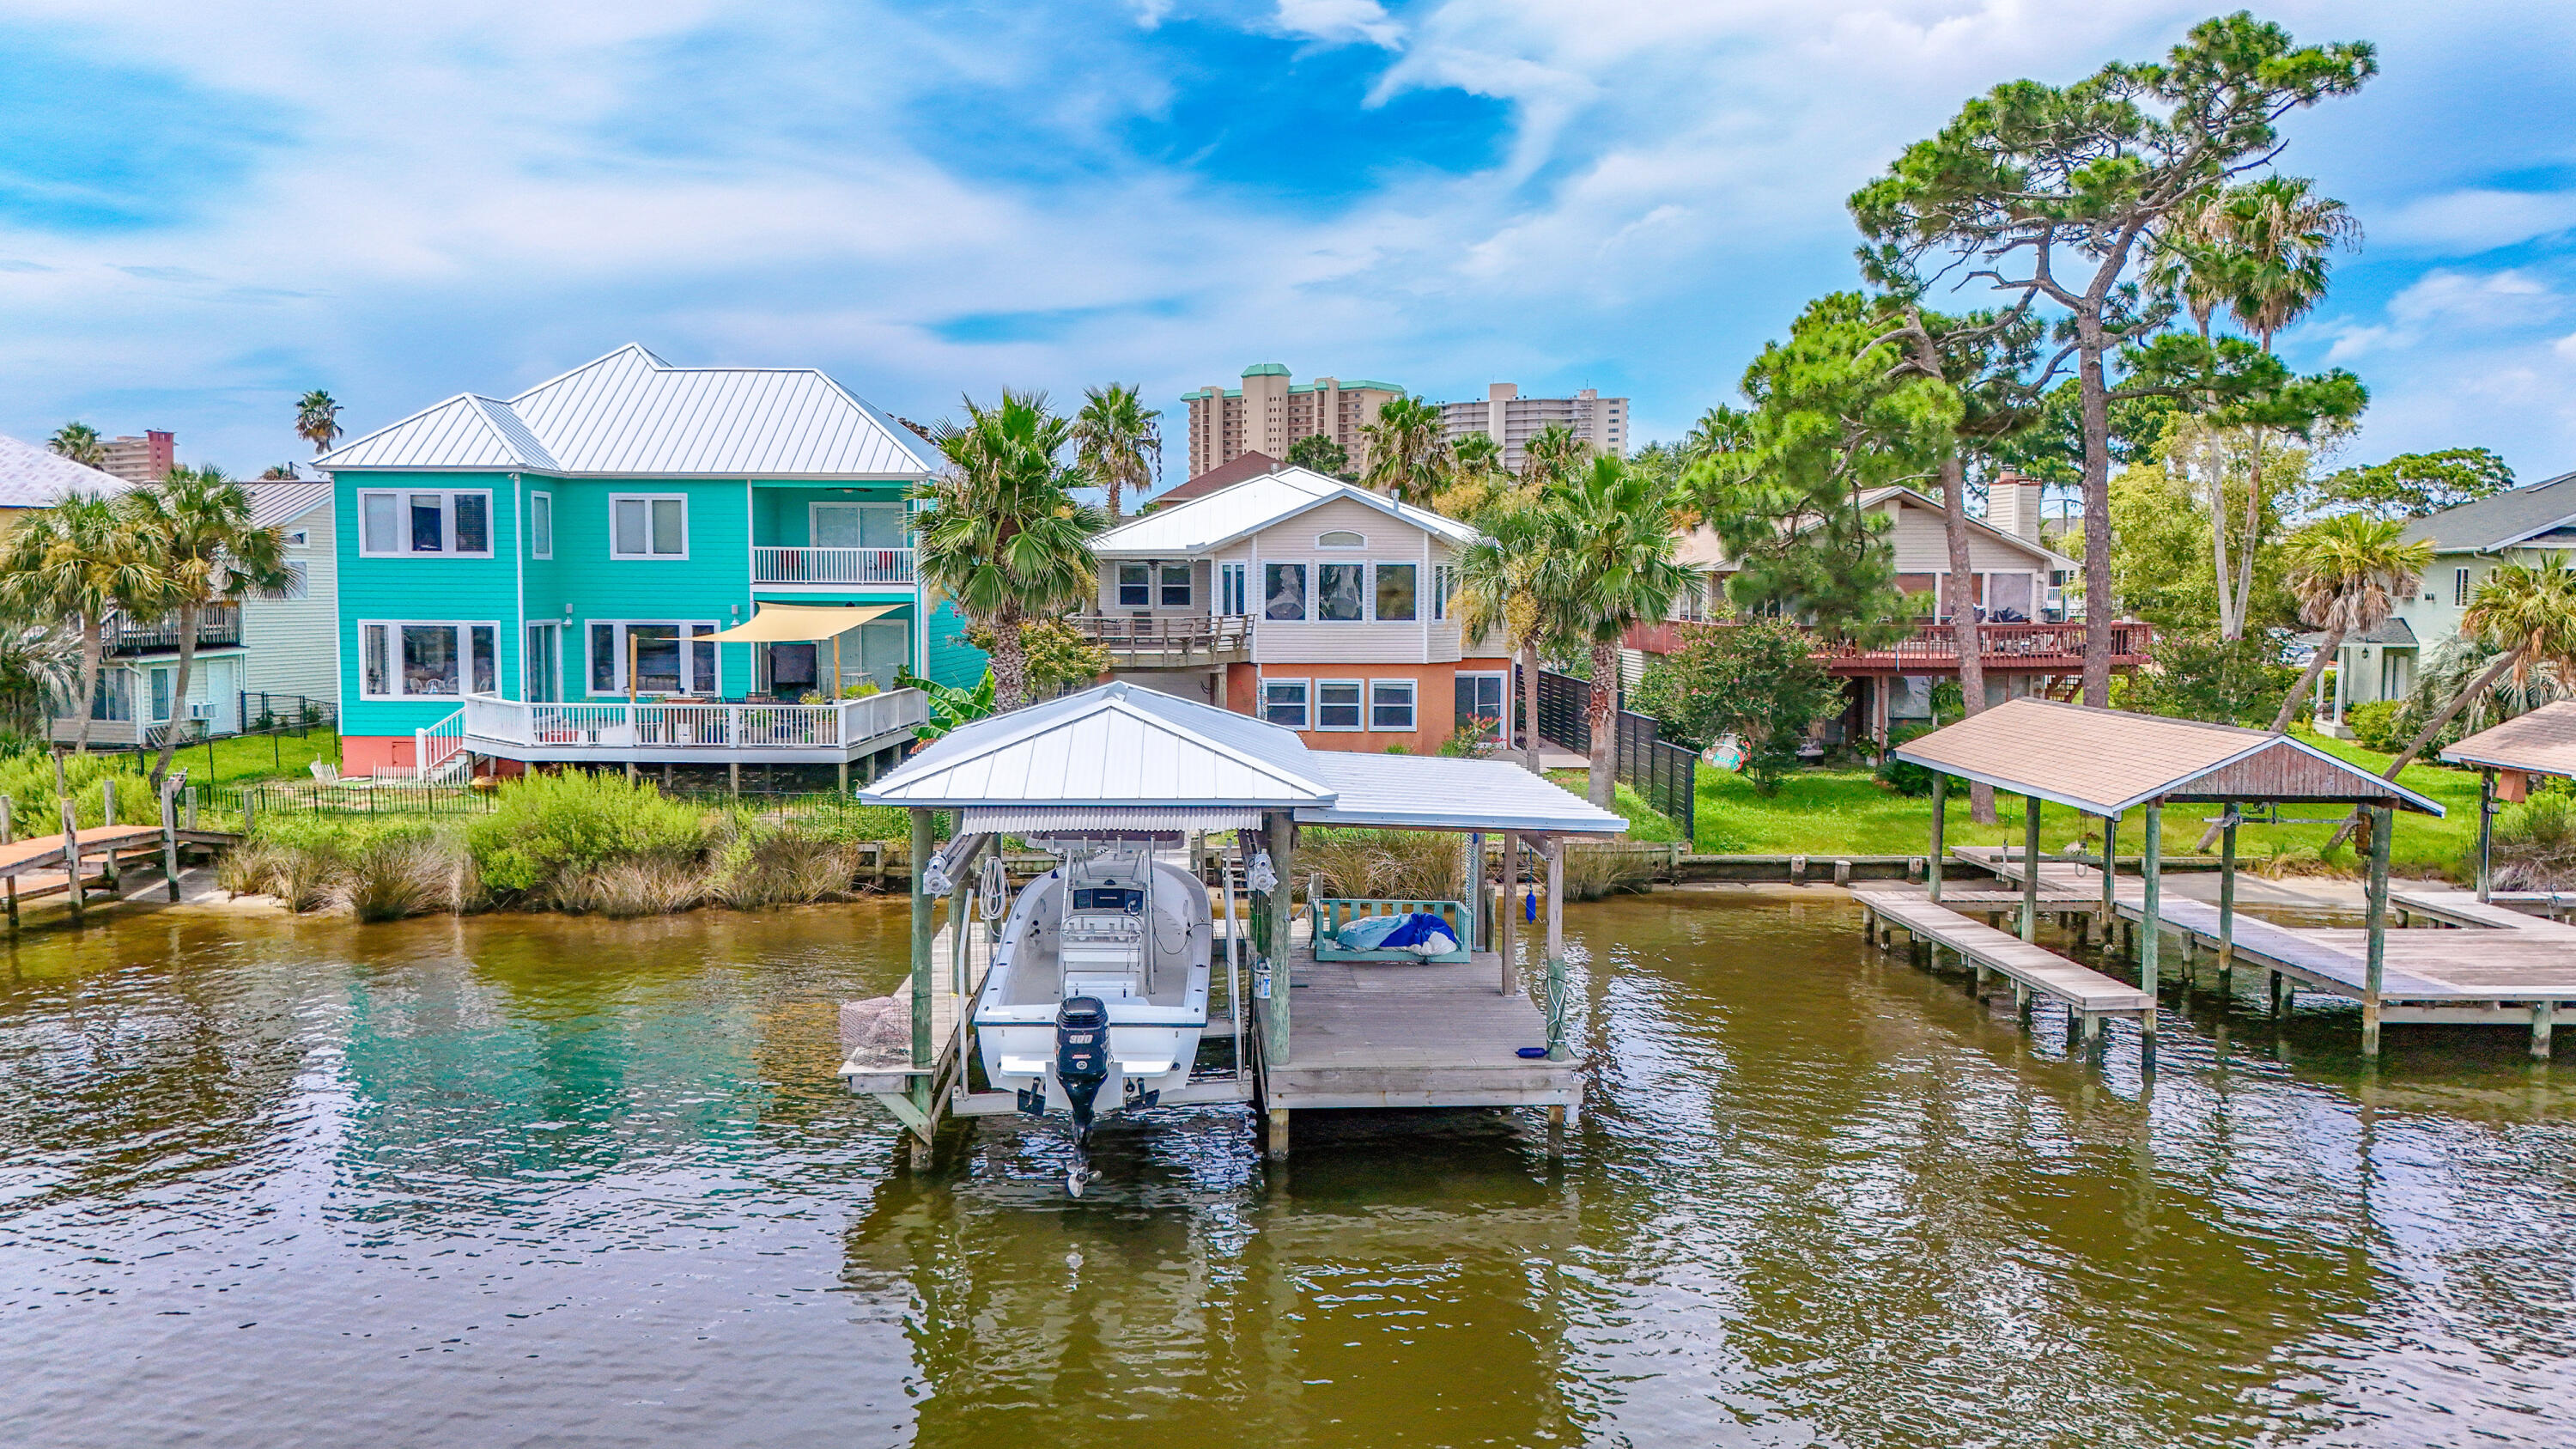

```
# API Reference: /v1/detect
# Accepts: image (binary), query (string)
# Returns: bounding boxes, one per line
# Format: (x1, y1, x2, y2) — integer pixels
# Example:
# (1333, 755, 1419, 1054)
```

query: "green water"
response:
(3, 893, 2572, 1447)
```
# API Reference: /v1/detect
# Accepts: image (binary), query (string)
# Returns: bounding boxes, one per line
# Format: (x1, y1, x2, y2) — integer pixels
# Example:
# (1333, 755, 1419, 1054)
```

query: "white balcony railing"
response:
(751, 545, 914, 587)
(459, 689, 927, 758)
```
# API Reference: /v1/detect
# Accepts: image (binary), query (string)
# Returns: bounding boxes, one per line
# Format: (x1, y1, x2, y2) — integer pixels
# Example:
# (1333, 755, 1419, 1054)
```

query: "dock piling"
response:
(2218, 810, 2238, 997)
(2535, 1001, 2555, 1061)
(1543, 837, 1568, 1061)
(160, 781, 180, 901)
(2362, 807, 2391, 1060)
(59, 800, 83, 924)
(2019, 795, 2040, 943)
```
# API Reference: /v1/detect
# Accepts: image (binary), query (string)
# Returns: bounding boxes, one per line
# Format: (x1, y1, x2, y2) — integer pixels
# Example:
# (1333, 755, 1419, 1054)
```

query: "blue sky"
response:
(5, 1, 2576, 485)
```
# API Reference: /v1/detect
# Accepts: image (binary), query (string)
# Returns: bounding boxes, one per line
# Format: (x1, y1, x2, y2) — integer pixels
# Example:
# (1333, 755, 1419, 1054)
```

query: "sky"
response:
(4, 1, 2575, 486)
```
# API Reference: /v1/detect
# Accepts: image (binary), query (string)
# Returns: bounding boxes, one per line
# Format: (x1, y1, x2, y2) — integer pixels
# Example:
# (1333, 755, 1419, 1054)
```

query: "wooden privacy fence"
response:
(1530, 668, 1696, 841)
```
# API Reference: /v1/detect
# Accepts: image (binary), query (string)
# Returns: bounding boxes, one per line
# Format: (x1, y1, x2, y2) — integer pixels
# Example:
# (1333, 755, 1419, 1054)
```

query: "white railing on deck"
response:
(751, 545, 914, 586)
(379, 708, 470, 782)
(459, 689, 926, 753)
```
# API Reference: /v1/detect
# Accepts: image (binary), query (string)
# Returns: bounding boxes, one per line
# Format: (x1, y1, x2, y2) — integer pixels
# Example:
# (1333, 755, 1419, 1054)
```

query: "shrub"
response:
(708, 818, 861, 909)
(2485, 793, 2576, 890)
(343, 833, 464, 922)
(1874, 722, 1939, 797)
(1562, 843, 1657, 900)
(2345, 700, 2403, 753)
(1630, 619, 1836, 796)
(465, 770, 710, 898)
(1436, 721, 1497, 758)
(552, 857, 707, 917)
(1302, 828, 1465, 902)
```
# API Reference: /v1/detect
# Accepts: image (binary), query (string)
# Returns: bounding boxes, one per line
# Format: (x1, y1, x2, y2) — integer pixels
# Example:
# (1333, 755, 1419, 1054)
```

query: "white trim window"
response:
(610, 494, 688, 559)
(1264, 563, 1308, 621)
(1159, 563, 1191, 607)
(1220, 562, 1249, 616)
(1316, 679, 1363, 731)
(1318, 530, 1366, 549)
(360, 620, 500, 698)
(283, 527, 312, 549)
(2454, 566, 2471, 606)
(1261, 678, 1310, 728)
(1369, 679, 1417, 732)
(1118, 562, 1151, 608)
(530, 491, 554, 560)
(1374, 563, 1417, 622)
(1317, 562, 1367, 622)
(587, 619, 720, 696)
(358, 489, 492, 557)
(1455, 671, 1505, 732)
(1433, 564, 1455, 621)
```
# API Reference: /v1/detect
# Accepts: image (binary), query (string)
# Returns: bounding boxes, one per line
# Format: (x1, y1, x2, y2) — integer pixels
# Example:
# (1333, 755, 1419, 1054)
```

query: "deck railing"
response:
(750, 546, 914, 586)
(1066, 613, 1254, 666)
(458, 688, 927, 755)
(1625, 618, 2154, 669)
(105, 604, 242, 654)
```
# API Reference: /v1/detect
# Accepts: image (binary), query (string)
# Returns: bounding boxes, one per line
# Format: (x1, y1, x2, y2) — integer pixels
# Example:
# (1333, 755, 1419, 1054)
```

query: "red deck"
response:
(1624, 620, 2154, 676)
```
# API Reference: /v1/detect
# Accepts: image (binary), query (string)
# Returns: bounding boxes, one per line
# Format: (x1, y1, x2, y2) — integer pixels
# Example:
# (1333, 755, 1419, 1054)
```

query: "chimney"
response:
(1988, 472, 2043, 541)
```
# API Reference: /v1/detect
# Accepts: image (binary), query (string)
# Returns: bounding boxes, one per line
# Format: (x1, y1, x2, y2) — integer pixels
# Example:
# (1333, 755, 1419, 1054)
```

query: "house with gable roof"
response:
(315, 344, 975, 776)
(2313, 467, 2576, 735)
(1069, 461, 1511, 755)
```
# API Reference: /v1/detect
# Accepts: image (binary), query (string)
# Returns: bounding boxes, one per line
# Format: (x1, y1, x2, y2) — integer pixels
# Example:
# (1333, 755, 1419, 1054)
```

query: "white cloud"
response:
(1272, 0, 1404, 49)
(2377, 188, 2576, 253)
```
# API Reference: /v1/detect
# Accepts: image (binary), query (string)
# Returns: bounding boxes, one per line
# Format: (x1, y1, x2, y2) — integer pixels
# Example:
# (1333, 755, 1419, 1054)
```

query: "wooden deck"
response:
(2122, 894, 2576, 1013)
(2391, 889, 2576, 935)
(1266, 949, 1580, 1110)
(1855, 890, 2152, 1041)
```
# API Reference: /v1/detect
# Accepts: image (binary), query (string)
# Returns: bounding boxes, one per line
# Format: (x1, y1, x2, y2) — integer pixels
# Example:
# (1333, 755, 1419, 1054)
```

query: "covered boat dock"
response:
(842, 683, 1626, 1160)
(1878, 699, 2463, 1060)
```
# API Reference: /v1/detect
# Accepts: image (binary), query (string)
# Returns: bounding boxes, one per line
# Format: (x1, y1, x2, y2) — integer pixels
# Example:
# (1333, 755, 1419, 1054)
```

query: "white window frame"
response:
(1368, 679, 1417, 732)
(1433, 564, 1455, 621)
(1317, 530, 1367, 549)
(1373, 562, 1419, 623)
(1117, 562, 1151, 608)
(283, 527, 312, 549)
(609, 493, 690, 560)
(1315, 561, 1369, 624)
(2454, 567, 2471, 606)
(586, 618, 722, 697)
(1315, 678, 1364, 732)
(356, 488, 494, 557)
(1264, 562, 1309, 622)
(1220, 562, 1249, 617)
(809, 500, 906, 550)
(357, 619, 502, 700)
(1261, 677, 1311, 729)
(1455, 670, 1506, 731)
(1159, 562, 1192, 608)
(530, 491, 554, 560)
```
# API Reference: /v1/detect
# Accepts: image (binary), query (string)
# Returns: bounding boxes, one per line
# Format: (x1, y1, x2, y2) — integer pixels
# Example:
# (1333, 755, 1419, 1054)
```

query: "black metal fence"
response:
(216, 779, 497, 820)
(1531, 669, 1696, 841)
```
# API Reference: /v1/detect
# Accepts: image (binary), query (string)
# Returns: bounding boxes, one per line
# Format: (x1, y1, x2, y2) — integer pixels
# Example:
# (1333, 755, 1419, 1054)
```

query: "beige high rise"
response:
(1181, 364, 1404, 479)
(1437, 384, 1628, 473)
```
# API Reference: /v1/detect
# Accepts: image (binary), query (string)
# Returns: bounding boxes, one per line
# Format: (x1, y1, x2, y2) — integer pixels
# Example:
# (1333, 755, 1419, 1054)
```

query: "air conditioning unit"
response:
(186, 702, 217, 721)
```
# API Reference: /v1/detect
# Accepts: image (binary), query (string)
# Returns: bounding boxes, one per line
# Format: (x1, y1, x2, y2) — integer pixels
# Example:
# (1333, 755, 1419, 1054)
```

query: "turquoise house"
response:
(315, 344, 982, 781)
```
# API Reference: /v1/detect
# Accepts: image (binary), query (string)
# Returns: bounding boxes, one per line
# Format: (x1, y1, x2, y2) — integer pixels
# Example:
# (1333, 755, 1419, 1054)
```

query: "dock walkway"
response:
(1855, 890, 2152, 1042)
(1266, 949, 1579, 1111)
(2391, 889, 2576, 935)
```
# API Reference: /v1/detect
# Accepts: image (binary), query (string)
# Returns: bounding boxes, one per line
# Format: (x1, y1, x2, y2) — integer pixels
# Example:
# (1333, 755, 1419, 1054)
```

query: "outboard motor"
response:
(1054, 995, 1109, 1195)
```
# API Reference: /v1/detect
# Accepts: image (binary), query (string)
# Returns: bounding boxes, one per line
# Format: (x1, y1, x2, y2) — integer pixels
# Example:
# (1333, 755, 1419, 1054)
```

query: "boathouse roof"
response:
(862, 682, 1625, 834)
(1893, 698, 2445, 818)
(2442, 701, 2576, 779)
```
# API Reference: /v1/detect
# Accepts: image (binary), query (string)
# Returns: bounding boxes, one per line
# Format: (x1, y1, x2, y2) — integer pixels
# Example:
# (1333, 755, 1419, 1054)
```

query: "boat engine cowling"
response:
(1054, 995, 1110, 1133)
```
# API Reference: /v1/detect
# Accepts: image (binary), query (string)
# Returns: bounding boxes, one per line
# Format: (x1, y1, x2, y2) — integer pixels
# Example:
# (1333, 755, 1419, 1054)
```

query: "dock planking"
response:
(1856, 890, 2153, 1032)
(1265, 950, 1581, 1111)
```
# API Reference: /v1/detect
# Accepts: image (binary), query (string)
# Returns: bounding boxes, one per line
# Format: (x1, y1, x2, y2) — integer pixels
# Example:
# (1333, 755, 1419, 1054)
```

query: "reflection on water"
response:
(2, 892, 2572, 1447)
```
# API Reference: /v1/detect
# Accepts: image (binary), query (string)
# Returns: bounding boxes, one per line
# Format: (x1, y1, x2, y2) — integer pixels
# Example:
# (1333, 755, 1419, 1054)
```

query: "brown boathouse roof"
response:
(1893, 698, 2445, 818)
(2442, 701, 2576, 779)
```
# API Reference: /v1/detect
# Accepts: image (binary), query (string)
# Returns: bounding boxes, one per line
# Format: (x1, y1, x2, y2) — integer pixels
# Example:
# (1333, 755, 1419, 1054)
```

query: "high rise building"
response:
(100, 430, 174, 485)
(1180, 365, 1404, 480)
(1437, 384, 1627, 473)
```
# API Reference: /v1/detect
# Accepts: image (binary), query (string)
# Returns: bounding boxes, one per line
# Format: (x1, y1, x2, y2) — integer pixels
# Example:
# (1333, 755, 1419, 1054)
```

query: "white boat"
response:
(972, 840, 1212, 1194)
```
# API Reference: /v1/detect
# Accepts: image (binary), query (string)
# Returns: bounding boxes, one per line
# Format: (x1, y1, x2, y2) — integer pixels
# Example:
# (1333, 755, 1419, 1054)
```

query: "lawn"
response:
(73, 728, 343, 791)
(1676, 728, 2483, 880)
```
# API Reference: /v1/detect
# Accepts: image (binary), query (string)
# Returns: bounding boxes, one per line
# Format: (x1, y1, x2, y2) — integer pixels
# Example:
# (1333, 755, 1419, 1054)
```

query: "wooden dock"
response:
(1264, 949, 1578, 1111)
(1856, 890, 2152, 1044)
(0, 819, 240, 928)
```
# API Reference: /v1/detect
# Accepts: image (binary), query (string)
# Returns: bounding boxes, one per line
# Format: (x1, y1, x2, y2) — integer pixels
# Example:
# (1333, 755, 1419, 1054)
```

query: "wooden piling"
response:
(1928, 774, 1946, 904)
(2139, 803, 2161, 1043)
(160, 781, 181, 902)
(1499, 831, 1521, 995)
(1543, 837, 1568, 1060)
(2019, 794, 2040, 943)
(2218, 809, 2238, 995)
(59, 799, 83, 923)
(2361, 806, 2391, 1060)
(2535, 1001, 2555, 1062)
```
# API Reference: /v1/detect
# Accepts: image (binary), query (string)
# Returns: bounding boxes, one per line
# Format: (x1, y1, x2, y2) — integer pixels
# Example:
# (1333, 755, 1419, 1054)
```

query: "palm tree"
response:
(118, 466, 295, 790)
(295, 390, 343, 455)
(2269, 515, 2432, 733)
(1359, 395, 1452, 506)
(1431, 432, 1511, 520)
(1534, 456, 1693, 807)
(47, 423, 106, 467)
(2326, 557, 2576, 850)
(0, 493, 153, 753)
(0, 616, 81, 737)
(259, 463, 301, 480)
(913, 392, 1107, 711)
(1071, 384, 1161, 520)
(1452, 502, 1552, 773)
(1517, 423, 1591, 489)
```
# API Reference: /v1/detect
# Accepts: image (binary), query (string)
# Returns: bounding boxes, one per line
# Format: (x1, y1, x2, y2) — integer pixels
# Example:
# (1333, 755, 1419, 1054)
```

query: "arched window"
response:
(1317, 530, 1365, 549)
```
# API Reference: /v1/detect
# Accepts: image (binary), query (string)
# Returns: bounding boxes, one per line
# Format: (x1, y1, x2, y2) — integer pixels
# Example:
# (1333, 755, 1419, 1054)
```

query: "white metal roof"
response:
(0, 433, 132, 507)
(317, 343, 945, 478)
(1092, 464, 1479, 557)
(1294, 752, 1629, 834)
(864, 682, 1626, 834)
(248, 479, 331, 527)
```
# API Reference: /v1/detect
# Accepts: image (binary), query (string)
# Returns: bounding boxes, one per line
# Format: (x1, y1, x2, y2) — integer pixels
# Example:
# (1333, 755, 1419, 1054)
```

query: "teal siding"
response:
(750, 483, 910, 548)
(924, 599, 987, 688)
(541, 478, 755, 695)
(334, 471, 525, 739)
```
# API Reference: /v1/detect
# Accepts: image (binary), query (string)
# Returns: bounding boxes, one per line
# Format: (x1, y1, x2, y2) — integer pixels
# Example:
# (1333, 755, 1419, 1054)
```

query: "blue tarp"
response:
(1337, 911, 1460, 955)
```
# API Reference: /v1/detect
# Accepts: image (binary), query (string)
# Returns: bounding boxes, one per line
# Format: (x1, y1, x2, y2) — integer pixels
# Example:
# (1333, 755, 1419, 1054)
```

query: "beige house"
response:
(1674, 477, 2072, 624)
(1072, 463, 1509, 755)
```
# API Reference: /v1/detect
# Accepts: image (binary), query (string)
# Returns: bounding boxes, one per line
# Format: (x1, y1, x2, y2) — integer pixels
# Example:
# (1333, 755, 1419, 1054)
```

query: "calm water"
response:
(4, 893, 2573, 1448)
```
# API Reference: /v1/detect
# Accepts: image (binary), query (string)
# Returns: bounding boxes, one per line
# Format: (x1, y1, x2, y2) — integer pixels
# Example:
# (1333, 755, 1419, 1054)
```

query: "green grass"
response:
(58, 728, 342, 791)
(1546, 771, 1683, 843)
(1686, 728, 2482, 879)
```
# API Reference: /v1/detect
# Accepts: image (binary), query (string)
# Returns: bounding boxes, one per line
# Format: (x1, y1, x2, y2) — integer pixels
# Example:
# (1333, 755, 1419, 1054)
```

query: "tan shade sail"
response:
(706, 603, 898, 642)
